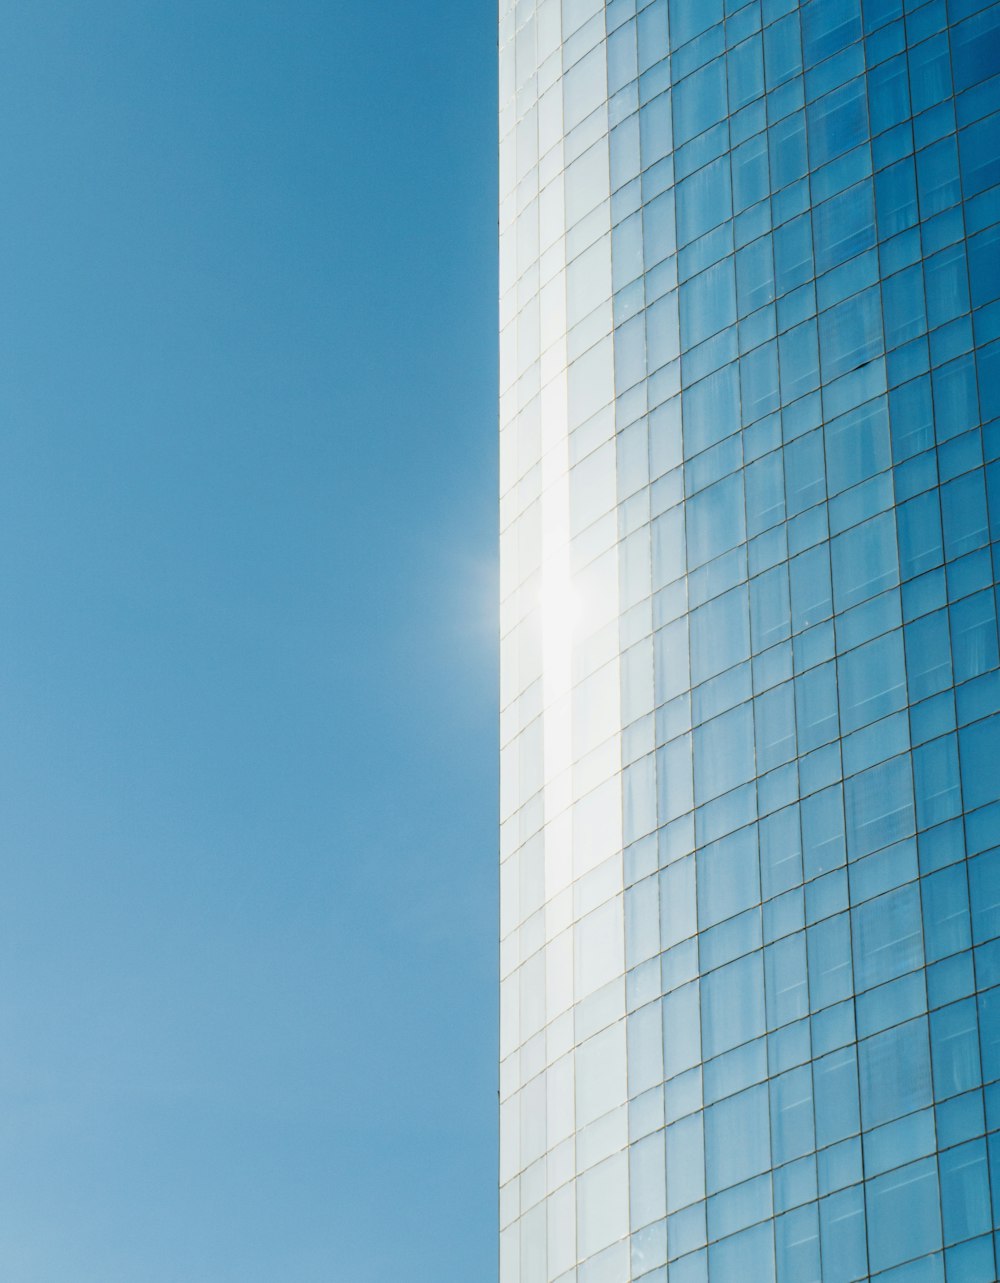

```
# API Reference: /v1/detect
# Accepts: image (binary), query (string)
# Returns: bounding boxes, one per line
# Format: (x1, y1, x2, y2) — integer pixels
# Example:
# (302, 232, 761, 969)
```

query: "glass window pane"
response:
(686, 472, 745, 567)
(697, 823, 759, 929)
(852, 883, 923, 992)
(859, 1017, 932, 1128)
(808, 79, 868, 169)
(838, 628, 907, 732)
(960, 713, 1000, 810)
(694, 702, 755, 803)
(930, 998, 983, 1101)
(704, 1083, 770, 1193)
(939, 1140, 992, 1247)
(845, 753, 915, 859)
(701, 951, 766, 1057)
(674, 57, 728, 146)
(819, 284, 883, 380)
(802, 0, 862, 66)
(866, 1157, 942, 1273)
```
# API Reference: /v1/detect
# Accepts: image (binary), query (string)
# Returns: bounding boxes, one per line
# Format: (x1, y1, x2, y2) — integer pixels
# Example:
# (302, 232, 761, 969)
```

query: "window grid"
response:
(499, 0, 1000, 1280)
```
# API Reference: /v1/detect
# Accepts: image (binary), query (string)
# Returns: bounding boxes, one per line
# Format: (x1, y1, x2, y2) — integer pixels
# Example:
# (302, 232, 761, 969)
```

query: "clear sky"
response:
(0, 3, 497, 1279)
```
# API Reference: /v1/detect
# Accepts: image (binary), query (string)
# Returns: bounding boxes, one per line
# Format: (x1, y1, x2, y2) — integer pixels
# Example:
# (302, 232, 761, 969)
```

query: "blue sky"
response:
(0, 3, 497, 1278)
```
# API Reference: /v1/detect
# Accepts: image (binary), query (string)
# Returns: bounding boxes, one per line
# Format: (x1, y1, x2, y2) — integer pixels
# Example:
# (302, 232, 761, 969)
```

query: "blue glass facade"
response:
(499, 1, 1000, 1280)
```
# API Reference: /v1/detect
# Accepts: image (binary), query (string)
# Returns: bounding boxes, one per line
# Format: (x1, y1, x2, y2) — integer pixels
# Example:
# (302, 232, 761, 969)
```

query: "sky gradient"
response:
(0, 3, 497, 1279)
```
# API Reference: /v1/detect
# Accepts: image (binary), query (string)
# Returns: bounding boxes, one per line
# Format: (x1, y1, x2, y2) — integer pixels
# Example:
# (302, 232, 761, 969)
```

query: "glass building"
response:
(498, 0, 1000, 1280)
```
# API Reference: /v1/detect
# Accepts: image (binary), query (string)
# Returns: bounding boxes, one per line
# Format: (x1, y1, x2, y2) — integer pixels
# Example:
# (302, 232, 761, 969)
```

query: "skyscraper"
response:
(498, 1, 1000, 1280)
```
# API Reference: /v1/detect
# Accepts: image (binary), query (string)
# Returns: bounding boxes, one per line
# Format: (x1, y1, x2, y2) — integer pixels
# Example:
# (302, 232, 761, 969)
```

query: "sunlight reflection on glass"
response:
(539, 564, 580, 698)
